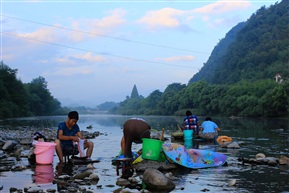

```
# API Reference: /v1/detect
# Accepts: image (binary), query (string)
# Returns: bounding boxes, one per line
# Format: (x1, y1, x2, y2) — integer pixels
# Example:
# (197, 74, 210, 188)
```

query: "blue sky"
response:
(1, 0, 277, 107)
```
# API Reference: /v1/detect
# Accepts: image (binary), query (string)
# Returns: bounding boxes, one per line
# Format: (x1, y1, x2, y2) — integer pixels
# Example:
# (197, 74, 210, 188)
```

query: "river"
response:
(1, 114, 289, 193)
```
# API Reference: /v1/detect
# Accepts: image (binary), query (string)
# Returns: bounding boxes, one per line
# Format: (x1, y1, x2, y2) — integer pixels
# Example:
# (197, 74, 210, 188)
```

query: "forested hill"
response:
(189, 0, 289, 84)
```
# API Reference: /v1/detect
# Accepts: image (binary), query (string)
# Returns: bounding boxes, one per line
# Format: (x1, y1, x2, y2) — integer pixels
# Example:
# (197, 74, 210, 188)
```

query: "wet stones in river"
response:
(238, 153, 280, 166)
(279, 155, 289, 165)
(134, 159, 177, 172)
(219, 141, 240, 148)
(2, 140, 18, 151)
(142, 168, 175, 192)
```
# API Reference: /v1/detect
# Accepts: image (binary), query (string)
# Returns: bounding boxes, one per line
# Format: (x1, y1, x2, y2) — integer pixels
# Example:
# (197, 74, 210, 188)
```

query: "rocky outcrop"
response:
(143, 168, 175, 192)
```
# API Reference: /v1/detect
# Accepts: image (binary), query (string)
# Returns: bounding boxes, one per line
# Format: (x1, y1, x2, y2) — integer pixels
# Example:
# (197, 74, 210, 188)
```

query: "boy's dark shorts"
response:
(61, 143, 79, 155)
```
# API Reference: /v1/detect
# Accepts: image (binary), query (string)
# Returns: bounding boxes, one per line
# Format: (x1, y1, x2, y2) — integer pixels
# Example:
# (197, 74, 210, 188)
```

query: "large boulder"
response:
(2, 140, 18, 151)
(143, 168, 175, 192)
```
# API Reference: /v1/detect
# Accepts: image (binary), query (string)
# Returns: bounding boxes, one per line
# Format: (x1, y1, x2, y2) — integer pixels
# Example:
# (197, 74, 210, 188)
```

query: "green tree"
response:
(158, 83, 186, 114)
(25, 76, 62, 116)
(261, 85, 288, 117)
(130, 84, 139, 99)
(0, 62, 29, 118)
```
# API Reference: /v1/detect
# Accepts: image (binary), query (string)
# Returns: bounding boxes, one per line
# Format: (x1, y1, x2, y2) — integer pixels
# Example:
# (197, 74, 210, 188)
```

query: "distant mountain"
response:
(189, 0, 289, 84)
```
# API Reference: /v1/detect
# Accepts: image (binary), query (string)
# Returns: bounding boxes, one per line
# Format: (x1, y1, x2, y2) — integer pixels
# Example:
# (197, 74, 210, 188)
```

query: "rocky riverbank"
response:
(1, 126, 289, 193)
(0, 127, 179, 193)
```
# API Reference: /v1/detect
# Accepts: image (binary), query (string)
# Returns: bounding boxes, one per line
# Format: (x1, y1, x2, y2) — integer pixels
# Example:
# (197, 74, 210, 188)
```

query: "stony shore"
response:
(0, 127, 179, 193)
(1, 126, 289, 193)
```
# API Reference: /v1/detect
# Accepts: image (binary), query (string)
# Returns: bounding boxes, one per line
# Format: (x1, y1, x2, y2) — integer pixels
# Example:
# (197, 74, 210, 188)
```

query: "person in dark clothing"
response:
(55, 111, 94, 163)
(121, 118, 151, 158)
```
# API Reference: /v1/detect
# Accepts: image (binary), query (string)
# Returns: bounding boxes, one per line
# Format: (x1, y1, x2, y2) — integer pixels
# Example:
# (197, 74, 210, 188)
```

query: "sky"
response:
(1, 0, 277, 107)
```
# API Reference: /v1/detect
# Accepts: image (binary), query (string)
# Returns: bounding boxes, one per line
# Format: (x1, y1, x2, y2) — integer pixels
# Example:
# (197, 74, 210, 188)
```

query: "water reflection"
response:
(184, 139, 193, 149)
(55, 162, 74, 177)
(33, 164, 54, 185)
(2, 115, 289, 192)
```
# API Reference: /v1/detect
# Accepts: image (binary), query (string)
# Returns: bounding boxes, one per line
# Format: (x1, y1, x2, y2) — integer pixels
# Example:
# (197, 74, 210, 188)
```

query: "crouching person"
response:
(55, 111, 94, 163)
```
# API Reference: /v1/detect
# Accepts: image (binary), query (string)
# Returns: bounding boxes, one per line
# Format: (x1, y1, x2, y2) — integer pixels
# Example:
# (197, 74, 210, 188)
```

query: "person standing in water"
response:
(121, 118, 151, 158)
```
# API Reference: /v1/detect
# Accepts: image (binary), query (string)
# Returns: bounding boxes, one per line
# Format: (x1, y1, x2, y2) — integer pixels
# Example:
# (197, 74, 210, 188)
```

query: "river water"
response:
(1, 115, 289, 193)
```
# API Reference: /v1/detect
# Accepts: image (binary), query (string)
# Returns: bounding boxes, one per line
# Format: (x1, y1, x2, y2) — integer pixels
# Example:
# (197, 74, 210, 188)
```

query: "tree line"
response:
(110, 80, 289, 118)
(2, 61, 288, 118)
(0, 62, 67, 119)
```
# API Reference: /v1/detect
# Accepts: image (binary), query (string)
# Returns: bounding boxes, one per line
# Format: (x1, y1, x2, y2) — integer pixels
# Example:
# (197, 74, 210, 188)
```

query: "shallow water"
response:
(1, 115, 289, 193)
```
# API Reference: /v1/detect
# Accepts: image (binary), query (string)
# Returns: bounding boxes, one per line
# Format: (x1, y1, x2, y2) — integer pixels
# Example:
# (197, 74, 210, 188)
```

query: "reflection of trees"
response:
(3, 115, 289, 136)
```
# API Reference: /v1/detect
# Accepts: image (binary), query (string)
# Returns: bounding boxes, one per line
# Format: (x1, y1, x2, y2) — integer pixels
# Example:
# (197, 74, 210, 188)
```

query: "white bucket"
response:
(34, 142, 56, 164)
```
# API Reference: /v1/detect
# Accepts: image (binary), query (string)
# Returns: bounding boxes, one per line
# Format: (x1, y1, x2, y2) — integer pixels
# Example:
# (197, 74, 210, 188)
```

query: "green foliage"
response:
(190, 0, 289, 85)
(2, 1, 289, 118)
(0, 62, 65, 119)
(113, 79, 289, 117)
(130, 84, 140, 99)
(97, 101, 119, 111)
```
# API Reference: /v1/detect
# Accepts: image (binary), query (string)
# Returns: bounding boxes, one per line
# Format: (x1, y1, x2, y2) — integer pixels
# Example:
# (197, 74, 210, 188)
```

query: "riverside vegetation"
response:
(1, 0, 289, 119)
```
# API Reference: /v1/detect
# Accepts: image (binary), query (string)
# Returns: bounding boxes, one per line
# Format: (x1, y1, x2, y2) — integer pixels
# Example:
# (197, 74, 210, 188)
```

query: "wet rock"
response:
(116, 178, 131, 186)
(134, 159, 177, 171)
(0, 166, 10, 172)
(226, 142, 240, 149)
(11, 164, 26, 171)
(238, 156, 278, 166)
(142, 168, 175, 192)
(27, 186, 44, 193)
(256, 153, 266, 159)
(0, 139, 5, 147)
(74, 170, 93, 179)
(279, 155, 289, 165)
(46, 189, 57, 193)
(0, 157, 17, 166)
(9, 187, 18, 192)
(128, 176, 139, 183)
(67, 187, 78, 192)
(2, 140, 18, 151)
(119, 188, 141, 193)
(264, 157, 278, 166)
(228, 179, 237, 186)
(89, 173, 99, 181)
(20, 138, 32, 145)
(165, 172, 178, 180)
(0, 150, 7, 159)
(21, 149, 31, 158)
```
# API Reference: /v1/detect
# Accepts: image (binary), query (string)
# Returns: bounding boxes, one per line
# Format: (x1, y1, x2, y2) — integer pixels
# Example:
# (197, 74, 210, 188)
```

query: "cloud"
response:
(8, 8, 127, 44)
(192, 0, 251, 15)
(69, 8, 127, 41)
(138, 0, 251, 30)
(46, 65, 95, 76)
(156, 55, 195, 62)
(55, 52, 106, 65)
(20, 27, 58, 42)
(75, 52, 106, 63)
(137, 8, 186, 30)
